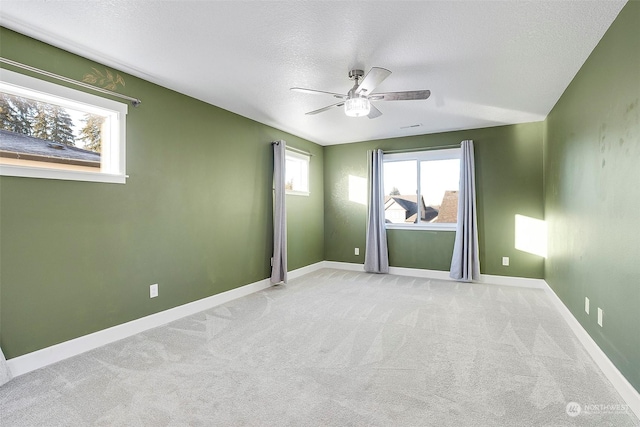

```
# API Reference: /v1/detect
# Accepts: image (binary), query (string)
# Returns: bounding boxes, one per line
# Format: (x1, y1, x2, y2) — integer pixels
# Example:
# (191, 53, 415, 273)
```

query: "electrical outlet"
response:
(585, 297, 590, 314)
(270, 257, 273, 266)
(597, 308, 603, 327)
(502, 257, 510, 266)
(150, 283, 158, 298)
(354, 247, 360, 256)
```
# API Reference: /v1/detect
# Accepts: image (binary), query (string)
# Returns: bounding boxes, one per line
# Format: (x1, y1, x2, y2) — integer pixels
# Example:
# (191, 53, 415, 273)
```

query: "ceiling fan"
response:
(291, 67, 431, 119)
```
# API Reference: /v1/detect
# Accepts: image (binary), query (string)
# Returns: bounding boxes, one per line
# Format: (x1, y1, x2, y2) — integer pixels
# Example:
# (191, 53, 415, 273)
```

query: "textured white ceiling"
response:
(0, 1, 627, 146)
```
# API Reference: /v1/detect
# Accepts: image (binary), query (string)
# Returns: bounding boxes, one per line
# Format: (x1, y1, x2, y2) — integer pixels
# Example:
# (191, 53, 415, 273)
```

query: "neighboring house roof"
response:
(423, 206, 439, 222)
(384, 195, 438, 222)
(391, 195, 420, 219)
(0, 129, 100, 166)
(434, 190, 459, 223)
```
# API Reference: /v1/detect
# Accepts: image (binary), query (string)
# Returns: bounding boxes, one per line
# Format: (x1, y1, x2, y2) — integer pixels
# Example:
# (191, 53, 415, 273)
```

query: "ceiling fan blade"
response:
(355, 67, 391, 95)
(367, 104, 382, 119)
(369, 90, 431, 101)
(291, 87, 347, 99)
(305, 101, 345, 115)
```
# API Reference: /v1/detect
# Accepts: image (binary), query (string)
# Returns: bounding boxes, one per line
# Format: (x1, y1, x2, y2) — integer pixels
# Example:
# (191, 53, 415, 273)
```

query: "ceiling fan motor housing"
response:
(348, 69, 365, 80)
(345, 70, 371, 117)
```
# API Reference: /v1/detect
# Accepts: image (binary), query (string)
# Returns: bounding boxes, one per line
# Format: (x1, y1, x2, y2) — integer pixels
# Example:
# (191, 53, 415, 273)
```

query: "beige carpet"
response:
(1, 269, 638, 426)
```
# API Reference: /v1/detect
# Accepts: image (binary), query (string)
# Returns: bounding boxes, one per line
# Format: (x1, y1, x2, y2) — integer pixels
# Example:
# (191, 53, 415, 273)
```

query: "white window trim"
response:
(384, 148, 460, 232)
(285, 149, 310, 196)
(0, 68, 127, 184)
(384, 148, 459, 162)
(385, 222, 457, 231)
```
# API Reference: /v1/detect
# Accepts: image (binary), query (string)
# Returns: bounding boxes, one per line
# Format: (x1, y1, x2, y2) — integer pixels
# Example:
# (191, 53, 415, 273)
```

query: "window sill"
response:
(386, 223, 457, 232)
(0, 164, 126, 184)
(286, 190, 309, 197)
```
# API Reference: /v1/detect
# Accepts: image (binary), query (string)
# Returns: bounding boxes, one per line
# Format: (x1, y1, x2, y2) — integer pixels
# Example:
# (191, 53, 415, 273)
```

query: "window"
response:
(285, 149, 309, 195)
(383, 148, 460, 230)
(0, 69, 127, 184)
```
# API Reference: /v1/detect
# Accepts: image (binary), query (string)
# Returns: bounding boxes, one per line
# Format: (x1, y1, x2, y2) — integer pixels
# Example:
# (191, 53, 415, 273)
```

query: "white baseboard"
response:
(542, 281, 640, 420)
(479, 273, 546, 288)
(323, 261, 454, 282)
(390, 265, 453, 281)
(322, 261, 365, 272)
(7, 262, 327, 378)
(287, 261, 325, 280)
(322, 261, 545, 288)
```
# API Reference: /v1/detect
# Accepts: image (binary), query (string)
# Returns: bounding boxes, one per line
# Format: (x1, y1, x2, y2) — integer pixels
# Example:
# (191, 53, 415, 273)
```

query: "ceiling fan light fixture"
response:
(344, 96, 370, 117)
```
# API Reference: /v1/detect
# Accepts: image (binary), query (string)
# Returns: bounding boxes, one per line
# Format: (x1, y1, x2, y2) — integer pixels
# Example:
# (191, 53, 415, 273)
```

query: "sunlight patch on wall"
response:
(348, 175, 367, 205)
(515, 214, 547, 257)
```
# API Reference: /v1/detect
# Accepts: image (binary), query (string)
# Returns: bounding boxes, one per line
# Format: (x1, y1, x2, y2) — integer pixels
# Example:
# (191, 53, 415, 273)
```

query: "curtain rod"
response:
(383, 143, 461, 154)
(271, 141, 313, 157)
(0, 57, 142, 107)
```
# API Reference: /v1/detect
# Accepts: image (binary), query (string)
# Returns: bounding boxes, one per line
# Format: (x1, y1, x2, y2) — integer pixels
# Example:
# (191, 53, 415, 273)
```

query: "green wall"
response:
(0, 28, 324, 359)
(544, 1, 640, 392)
(324, 123, 545, 278)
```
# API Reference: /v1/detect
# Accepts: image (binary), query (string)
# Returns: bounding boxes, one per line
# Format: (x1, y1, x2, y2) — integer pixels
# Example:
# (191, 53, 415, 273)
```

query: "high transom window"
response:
(0, 69, 127, 184)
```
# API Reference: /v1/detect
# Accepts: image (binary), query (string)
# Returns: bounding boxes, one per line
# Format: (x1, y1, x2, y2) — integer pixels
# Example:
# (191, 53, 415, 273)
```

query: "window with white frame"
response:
(285, 149, 309, 195)
(383, 148, 460, 230)
(0, 69, 127, 184)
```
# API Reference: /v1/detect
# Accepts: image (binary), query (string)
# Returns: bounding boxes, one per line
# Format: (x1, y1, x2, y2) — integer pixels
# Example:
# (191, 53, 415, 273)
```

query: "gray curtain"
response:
(271, 140, 287, 284)
(0, 347, 11, 386)
(364, 149, 389, 273)
(450, 140, 480, 281)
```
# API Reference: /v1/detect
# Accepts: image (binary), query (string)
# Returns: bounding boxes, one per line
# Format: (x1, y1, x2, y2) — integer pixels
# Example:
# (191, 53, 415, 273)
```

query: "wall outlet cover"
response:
(355, 248, 360, 256)
(502, 256, 510, 266)
(585, 297, 590, 314)
(150, 284, 158, 298)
